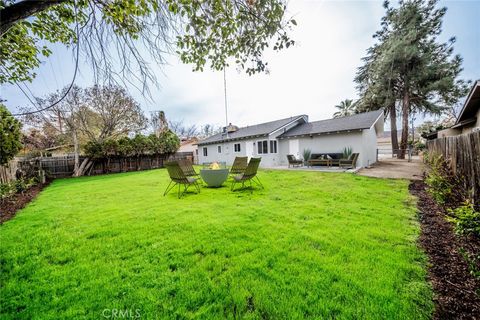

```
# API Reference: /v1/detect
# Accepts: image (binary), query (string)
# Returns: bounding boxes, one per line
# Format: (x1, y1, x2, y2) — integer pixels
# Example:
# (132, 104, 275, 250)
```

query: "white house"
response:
(197, 110, 384, 168)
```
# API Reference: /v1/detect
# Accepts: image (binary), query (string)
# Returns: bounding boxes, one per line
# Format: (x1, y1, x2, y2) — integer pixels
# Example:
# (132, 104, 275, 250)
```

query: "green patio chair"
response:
(339, 153, 359, 169)
(178, 158, 201, 182)
(231, 157, 263, 192)
(229, 156, 248, 176)
(287, 154, 303, 167)
(164, 161, 200, 198)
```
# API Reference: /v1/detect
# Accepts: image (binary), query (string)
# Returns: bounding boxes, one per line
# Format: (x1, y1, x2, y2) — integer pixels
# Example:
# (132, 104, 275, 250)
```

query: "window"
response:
(217, 145, 222, 153)
(234, 143, 241, 152)
(203, 147, 208, 157)
(257, 140, 268, 154)
(270, 140, 277, 153)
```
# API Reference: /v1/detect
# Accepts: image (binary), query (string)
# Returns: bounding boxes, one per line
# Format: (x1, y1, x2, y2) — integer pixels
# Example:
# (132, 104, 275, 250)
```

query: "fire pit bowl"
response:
(200, 162, 229, 187)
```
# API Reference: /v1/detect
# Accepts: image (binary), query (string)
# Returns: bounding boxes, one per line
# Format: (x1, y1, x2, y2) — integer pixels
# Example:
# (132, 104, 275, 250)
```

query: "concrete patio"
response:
(357, 157, 424, 180)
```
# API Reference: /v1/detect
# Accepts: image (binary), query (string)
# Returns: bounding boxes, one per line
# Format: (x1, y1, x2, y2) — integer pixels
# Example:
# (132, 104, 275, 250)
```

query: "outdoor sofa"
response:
(308, 153, 359, 169)
(308, 153, 343, 167)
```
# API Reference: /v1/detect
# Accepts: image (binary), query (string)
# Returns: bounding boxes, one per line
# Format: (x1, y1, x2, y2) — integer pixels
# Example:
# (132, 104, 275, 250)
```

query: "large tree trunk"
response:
(399, 92, 410, 159)
(389, 104, 399, 157)
(74, 157, 91, 176)
(0, 0, 65, 36)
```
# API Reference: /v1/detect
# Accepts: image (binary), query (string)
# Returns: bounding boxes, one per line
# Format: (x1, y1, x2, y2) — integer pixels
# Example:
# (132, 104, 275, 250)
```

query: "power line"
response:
(8, 0, 80, 117)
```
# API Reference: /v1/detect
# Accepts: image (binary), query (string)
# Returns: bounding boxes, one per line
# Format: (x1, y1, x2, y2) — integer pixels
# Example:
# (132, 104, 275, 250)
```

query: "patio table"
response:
(308, 159, 332, 167)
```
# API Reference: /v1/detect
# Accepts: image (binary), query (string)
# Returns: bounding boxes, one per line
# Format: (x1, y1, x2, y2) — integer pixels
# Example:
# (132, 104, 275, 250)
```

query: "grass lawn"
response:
(0, 169, 433, 319)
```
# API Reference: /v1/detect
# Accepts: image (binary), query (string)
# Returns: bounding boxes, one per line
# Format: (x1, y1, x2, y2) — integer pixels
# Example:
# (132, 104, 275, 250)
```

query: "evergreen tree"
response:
(355, 0, 468, 158)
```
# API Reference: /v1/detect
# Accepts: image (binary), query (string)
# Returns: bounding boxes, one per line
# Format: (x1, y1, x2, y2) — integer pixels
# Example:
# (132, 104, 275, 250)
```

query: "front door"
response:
(289, 139, 299, 157)
(245, 141, 254, 158)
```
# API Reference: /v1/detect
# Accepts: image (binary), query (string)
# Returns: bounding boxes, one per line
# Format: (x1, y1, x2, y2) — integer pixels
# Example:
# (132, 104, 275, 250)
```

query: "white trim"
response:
(269, 115, 308, 136)
(369, 111, 384, 130)
(456, 81, 480, 124)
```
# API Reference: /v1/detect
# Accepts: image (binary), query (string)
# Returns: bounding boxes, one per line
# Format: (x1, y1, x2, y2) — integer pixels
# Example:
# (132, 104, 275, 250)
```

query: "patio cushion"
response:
(233, 174, 244, 181)
(186, 177, 197, 183)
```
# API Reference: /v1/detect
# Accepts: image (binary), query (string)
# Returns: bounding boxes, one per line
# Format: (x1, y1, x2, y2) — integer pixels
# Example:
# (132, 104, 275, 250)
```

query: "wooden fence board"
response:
(0, 152, 194, 183)
(427, 131, 480, 206)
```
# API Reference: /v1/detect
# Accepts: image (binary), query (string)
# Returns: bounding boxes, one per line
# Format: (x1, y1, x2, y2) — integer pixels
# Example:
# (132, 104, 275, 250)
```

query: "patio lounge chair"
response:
(178, 158, 201, 179)
(287, 155, 303, 168)
(164, 161, 200, 198)
(231, 157, 263, 191)
(230, 156, 248, 176)
(339, 153, 359, 169)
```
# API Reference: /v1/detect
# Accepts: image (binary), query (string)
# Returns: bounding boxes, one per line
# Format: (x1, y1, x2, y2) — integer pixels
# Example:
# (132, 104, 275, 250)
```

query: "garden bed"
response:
(0, 181, 50, 224)
(410, 180, 480, 319)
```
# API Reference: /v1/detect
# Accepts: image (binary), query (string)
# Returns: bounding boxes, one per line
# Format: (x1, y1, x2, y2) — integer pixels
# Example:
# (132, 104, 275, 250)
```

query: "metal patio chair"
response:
(339, 153, 359, 169)
(231, 157, 263, 192)
(178, 158, 201, 182)
(287, 154, 303, 167)
(229, 156, 248, 176)
(164, 161, 200, 198)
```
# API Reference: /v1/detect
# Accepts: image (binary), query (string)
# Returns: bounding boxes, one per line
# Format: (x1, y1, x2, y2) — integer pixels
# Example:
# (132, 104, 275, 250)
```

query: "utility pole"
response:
(223, 67, 229, 138)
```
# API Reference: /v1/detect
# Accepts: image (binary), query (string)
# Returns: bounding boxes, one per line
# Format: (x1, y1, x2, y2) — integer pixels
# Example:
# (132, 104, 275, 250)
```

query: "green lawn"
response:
(0, 169, 433, 319)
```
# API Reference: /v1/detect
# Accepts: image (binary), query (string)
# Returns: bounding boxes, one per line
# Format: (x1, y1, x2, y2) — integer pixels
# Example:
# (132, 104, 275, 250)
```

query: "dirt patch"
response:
(410, 180, 480, 319)
(0, 181, 50, 224)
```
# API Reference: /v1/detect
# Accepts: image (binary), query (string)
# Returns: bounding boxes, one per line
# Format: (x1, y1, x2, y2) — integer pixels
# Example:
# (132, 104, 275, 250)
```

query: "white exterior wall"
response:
(198, 138, 281, 167)
(197, 117, 307, 167)
(278, 129, 378, 168)
(361, 127, 379, 167)
(198, 140, 247, 165)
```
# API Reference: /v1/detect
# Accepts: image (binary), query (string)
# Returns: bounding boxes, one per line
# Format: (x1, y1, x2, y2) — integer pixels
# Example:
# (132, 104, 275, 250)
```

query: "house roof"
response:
(278, 109, 384, 138)
(455, 80, 480, 126)
(197, 115, 307, 145)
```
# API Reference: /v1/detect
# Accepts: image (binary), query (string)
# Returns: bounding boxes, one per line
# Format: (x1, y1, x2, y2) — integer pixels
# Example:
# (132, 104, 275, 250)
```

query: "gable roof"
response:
(197, 115, 307, 145)
(455, 80, 480, 125)
(278, 110, 383, 139)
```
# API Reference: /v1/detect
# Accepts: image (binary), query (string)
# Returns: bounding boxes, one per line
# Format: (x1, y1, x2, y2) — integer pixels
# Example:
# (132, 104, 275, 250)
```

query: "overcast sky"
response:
(2, 0, 479, 129)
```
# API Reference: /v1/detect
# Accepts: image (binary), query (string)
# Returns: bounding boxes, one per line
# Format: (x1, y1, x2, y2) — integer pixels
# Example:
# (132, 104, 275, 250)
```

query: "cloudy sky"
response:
(2, 0, 479, 129)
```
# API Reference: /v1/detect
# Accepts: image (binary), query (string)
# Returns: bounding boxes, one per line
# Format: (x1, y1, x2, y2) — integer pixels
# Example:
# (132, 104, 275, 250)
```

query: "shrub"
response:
(302, 149, 311, 161)
(14, 177, 37, 194)
(424, 153, 464, 206)
(0, 182, 16, 201)
(447, 201, 480, 237)
(0, 177, 37, 202)
(342, 146, 352, 159)
(414, 141, 426, 151)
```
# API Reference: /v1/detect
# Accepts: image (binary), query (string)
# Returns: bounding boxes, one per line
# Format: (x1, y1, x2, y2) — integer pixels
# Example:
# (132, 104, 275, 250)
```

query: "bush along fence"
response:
(426, 131, 480, 209)
(0, 132, 188, 180)
(3, 152, 192, 180)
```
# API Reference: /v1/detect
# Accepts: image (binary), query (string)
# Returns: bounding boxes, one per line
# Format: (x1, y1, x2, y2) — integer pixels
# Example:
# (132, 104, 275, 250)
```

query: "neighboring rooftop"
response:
(279, 109, 383, 138)
(454, 80, 480, 126)
(197, 115, 307, 145)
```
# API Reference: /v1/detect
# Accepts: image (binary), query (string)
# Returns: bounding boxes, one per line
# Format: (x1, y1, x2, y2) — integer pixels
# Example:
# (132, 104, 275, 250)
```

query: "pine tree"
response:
(355, 0, 468, 158)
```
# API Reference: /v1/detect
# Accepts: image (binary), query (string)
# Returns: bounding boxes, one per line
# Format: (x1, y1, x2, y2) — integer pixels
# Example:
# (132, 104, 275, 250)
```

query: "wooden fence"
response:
(0, 160, 18, 184)
(0, 152, 194, 182)
(426, 131, 480, 206)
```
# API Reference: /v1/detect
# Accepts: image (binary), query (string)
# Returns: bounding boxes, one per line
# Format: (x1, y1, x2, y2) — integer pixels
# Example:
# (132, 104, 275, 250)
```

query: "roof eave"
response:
(278, 128, 366, 140)
(197, 134, 269, 146)
(456, 80, 480, 124)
